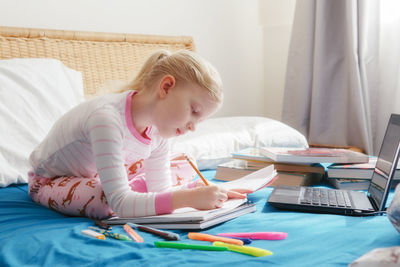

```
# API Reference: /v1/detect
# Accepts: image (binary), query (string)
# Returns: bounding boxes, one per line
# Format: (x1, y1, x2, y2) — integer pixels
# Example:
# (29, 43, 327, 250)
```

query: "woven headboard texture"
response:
(0, 26, 195, 97)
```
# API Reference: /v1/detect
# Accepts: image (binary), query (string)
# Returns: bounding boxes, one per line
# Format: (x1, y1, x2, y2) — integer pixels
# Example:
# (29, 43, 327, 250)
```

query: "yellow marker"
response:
(212, 241, 273, 257)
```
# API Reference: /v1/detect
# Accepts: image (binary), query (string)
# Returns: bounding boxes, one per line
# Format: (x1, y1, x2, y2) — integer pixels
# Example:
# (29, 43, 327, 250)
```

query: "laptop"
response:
(268, 113, 400, 216)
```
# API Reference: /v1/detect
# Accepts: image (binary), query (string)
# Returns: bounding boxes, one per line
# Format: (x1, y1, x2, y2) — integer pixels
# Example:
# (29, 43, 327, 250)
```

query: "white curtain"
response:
(375, 0, 400, 154)
(282, 0, 400, 155)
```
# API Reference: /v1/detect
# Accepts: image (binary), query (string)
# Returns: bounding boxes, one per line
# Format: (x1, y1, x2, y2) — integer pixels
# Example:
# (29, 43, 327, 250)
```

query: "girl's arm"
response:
(87, 107, 172, 218)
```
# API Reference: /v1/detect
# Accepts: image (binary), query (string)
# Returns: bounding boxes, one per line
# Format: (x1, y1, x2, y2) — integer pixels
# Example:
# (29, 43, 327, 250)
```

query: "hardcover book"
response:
(269, 172, 323, 187)
(214, 159, 323, 187)
(231, 147, 325, 174)
(260, 147, 369, 164)
(327, 157, 400, 179)
(214, 159, 258, 181)
(328, 178, 400, 190)
(231, 147, 275, 162)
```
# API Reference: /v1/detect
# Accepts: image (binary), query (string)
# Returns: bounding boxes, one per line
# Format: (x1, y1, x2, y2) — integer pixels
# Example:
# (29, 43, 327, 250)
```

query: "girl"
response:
(28, 50, 248, 219)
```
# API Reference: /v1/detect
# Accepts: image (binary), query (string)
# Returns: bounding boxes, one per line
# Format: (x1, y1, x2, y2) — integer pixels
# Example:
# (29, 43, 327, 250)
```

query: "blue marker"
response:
(229, 236, 252, 244)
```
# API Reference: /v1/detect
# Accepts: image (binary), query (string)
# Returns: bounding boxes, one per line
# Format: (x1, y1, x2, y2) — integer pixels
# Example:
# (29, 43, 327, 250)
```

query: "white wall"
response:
(260, 0, 296, 120)
(0, 0, 295, 120)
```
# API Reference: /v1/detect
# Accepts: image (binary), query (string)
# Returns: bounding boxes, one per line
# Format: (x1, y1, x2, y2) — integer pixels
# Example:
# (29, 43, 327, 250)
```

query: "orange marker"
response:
(185, 155, 209, 186)
(123, 223, 144, 243)
(188, 232, 243, 246)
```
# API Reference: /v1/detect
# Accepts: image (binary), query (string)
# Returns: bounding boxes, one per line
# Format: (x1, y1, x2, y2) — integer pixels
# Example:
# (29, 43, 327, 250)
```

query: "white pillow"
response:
(0, 58, 84, 187)
(170, 116, 308, 170)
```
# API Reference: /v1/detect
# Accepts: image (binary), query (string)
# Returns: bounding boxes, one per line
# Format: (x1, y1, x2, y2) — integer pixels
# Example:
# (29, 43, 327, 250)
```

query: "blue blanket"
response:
(0, 170, 399, 266)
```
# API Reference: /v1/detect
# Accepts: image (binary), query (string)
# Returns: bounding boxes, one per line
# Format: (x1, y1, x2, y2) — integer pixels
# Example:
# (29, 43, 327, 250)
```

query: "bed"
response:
(0, 26, 398, 266)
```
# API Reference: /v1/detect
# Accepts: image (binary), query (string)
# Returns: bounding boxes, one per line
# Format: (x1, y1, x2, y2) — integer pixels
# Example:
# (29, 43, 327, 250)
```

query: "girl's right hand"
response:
(172, 185, 229, 211)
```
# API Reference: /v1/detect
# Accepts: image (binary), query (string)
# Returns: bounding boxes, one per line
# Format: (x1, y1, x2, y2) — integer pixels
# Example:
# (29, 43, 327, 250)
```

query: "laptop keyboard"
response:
(300, 187, 352, 208)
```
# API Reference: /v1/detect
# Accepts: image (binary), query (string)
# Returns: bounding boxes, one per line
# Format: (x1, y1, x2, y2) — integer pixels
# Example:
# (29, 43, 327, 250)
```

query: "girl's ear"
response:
(158, 75, 176, 99)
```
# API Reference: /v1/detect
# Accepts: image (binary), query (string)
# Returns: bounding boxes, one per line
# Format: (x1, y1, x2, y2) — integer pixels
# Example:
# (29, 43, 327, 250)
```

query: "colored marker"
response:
(123, 224, 144, 243)
(81, 229, 105, 240)
(188, 232, 243, 246)
(89, 226, 131, 241)
(213, 241, 273, 257)
(228, 236, 252, 245)
(127, 223, 180, 241)
(217, 232, 287, 240)
(155, 241, 228, 251)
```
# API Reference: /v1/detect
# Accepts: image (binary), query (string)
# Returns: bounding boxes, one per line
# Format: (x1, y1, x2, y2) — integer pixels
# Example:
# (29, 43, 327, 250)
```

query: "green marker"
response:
(154, 241, 228, 251)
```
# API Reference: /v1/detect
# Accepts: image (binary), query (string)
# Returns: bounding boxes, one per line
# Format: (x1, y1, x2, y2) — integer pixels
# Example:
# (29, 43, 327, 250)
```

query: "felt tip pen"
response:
(123, 224, 144, 243)
(228, 236, 252, 245)
(155, 241, 228, 251)
(217, 232, 288, 240)
(213, 241, 273, 257)
(81, 229, 105, 240)
(127, 223, 180, 241)
(188, 232, 243, 246)
(89, 226, 131, 241)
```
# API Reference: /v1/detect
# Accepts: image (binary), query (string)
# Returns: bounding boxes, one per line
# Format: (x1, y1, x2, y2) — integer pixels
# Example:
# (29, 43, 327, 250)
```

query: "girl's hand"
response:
(172, 186, 251, 211)
(192, 179, 252, 199)
(172, 185, 228, 210)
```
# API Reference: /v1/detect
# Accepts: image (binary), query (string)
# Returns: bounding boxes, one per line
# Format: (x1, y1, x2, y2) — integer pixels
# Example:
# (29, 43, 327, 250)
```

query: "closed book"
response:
(214, 159, 258, 181)
(328, 178, 400, 190)
(231, 148, 325, 174)
(327, 157, 400, 179)
(246, 161, 325, 175)
(231, 147, 275, 162)
(260, 147, 369, 164)
(269, 172, 323, 187)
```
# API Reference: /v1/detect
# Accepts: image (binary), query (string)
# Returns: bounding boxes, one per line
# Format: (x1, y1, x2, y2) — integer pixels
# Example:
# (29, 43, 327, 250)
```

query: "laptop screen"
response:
(368, 114, 400, 210)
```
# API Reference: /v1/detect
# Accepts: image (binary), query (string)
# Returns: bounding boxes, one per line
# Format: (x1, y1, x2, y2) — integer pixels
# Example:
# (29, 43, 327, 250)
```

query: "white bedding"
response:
(0, 58, 84, 186)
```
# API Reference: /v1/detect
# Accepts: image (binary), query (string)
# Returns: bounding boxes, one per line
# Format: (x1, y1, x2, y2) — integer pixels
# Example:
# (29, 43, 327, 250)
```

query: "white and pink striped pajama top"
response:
(29, 91, 174, 217)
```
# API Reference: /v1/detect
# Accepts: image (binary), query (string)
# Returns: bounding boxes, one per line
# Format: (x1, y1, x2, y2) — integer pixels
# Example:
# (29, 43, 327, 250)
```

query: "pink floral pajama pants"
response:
(28, 155, 196, 219)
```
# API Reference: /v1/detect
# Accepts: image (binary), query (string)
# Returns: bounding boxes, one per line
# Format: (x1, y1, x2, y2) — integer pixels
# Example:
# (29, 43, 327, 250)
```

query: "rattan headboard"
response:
(0, 26, 195, 97)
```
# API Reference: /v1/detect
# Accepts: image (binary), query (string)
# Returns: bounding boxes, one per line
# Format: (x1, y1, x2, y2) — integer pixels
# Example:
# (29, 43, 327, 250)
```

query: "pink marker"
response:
(217, 232, 287, 240)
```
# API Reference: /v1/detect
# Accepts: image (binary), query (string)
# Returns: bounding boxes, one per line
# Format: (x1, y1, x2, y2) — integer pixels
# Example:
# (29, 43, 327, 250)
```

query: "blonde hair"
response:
(121, 50, 223, 103)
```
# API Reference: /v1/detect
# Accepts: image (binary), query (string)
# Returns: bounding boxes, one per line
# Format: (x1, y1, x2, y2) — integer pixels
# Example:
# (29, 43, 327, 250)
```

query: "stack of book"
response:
(215, 146, 370, 188)
(327, 157, 400, 190)
(215, 147, 326, 187)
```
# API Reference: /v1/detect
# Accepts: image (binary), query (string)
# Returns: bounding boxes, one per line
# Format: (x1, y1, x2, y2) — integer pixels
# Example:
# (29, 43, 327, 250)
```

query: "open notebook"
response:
(102, 165, 277, 229)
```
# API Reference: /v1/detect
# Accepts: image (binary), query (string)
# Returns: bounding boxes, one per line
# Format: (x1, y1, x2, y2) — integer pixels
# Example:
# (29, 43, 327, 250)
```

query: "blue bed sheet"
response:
(1, 170, 399, 267)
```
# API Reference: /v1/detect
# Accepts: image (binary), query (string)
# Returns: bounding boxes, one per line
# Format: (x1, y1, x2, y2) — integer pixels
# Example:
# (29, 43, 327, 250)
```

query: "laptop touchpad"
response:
(269, 187, 300, 203)
(350, 191, 374, 211)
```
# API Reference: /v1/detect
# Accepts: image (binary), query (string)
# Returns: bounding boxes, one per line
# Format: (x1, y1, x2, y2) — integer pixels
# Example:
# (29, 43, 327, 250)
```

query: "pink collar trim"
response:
(125, 91, 152, 145)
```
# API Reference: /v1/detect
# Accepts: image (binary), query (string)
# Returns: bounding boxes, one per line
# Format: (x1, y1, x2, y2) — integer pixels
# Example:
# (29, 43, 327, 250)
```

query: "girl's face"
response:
(153, 76, 220, 138)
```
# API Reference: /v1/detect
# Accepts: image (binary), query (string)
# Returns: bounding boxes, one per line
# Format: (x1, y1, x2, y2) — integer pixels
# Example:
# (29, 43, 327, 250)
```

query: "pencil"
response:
(185, 155, 209, 186)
